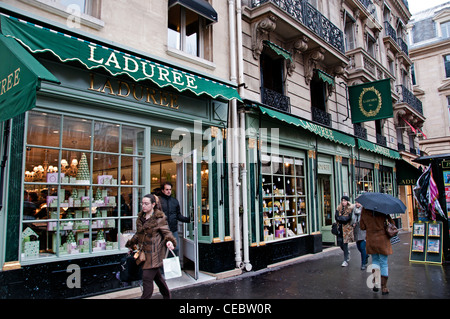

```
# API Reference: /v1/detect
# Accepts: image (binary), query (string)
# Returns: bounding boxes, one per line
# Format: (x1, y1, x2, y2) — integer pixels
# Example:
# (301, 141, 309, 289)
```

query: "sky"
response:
(408, 0, 450, 14)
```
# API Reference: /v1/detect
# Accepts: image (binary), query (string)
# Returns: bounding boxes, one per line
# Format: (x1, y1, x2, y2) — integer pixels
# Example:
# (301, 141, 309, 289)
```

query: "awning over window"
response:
(259, 105, 356, 147)
(263, 40, 293, 62)
(0, 34, 59, 122)
(0, 16, 241, 102)
(316, 69, 335, 86)
(169, 0, 218, 24)
(357, 138, 401, 160)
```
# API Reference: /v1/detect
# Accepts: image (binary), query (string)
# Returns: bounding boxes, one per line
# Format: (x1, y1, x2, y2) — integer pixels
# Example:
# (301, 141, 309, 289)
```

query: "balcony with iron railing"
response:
(398, 85, 423, 115)
(383, 21, 409, 58)
(261, 87, 291, 113)
(354, 124, 367, 139)
(376, 134, 387, 147)
(250, 0, 345, 53)
(312, 106, 332, 127)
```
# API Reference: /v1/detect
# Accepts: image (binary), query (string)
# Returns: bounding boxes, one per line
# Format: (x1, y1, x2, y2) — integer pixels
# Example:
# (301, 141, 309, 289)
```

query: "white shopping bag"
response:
(163, 249, 182, 279)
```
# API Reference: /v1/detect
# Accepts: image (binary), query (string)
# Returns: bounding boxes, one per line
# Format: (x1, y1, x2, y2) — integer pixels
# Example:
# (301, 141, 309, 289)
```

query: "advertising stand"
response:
(410, 221, 443, 264)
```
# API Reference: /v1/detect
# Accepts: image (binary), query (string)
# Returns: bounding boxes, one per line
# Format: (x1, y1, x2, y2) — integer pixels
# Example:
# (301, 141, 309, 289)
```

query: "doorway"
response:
(150, 152, 199, 279)
(318, 174, 335, 244)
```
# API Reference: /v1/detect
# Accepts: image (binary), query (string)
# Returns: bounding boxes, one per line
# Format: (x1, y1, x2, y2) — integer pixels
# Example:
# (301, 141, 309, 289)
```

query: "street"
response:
(171, 232, 450, 299)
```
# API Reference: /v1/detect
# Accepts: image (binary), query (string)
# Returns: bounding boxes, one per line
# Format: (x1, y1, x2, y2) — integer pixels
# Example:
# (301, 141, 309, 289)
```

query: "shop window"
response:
(22, 111, 145, 262)
(356, 166, 374, 195)
(168, 4, 212, 60)
(261, 154, 308, 242)
(380, 167, 393, 195)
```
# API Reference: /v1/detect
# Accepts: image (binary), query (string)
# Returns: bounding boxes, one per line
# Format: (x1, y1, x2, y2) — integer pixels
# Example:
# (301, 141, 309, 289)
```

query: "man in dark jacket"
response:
(160, 182, 190, 255)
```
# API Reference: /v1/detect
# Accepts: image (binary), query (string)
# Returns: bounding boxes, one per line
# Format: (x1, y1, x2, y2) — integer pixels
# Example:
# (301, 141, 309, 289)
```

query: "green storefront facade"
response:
(242, 103, 400, 269)
(0, 9, 404, 298)
(0, 13, 238, 298)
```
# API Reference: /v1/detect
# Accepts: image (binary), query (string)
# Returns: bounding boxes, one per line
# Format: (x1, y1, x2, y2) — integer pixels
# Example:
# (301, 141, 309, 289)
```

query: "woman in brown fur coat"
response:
(126, 194, 177, 299)
(335, 196, 354, 267)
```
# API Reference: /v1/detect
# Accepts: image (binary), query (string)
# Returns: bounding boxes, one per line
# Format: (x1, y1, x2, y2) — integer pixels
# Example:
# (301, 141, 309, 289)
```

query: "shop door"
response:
(177, 150, 199, 280)
(318, 175, 334, 243)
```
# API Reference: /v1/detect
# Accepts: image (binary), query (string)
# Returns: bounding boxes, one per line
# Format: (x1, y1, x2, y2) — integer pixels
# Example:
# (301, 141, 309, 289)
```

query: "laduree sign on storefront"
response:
(0, 34, 59, 121)
(0, 15, 241, 103)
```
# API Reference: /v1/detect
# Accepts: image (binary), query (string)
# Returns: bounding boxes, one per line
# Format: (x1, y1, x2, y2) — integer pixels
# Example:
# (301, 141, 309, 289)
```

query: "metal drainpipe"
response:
(228, 0, 242, 269)
(237, 0, 251, 271)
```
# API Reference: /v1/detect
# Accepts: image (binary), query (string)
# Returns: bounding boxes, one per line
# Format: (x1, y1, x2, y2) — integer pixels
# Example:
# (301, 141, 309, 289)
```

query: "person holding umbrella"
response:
(357, 192, 406, 295)
(335, 196, 354, 267)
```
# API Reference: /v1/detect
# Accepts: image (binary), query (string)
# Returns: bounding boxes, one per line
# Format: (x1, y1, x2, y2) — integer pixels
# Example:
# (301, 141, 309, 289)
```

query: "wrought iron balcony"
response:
(376, 134, 387, 146)
(397, 37, 408, 56)
(398, 85, 423, 115)
(250, 0, 345, 53)
(312, 106, 332, 127)
(261, 87, 291, 112)
(354, 124, 367, 139)
(397, 143, 406, 152)
(384, 21, 397, 42)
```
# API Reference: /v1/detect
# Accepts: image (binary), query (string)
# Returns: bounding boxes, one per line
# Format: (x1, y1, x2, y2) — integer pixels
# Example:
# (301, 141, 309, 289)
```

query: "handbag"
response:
(331, 222, 339, 236)
(119, 254, 143, 282)
(134, 249, 146, 266)
(163, 249, 182, 280)
(385, 218, 399, 238)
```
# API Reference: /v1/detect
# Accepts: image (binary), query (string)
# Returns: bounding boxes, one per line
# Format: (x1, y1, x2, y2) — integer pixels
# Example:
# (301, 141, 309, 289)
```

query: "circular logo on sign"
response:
(358, 86, 382, 117)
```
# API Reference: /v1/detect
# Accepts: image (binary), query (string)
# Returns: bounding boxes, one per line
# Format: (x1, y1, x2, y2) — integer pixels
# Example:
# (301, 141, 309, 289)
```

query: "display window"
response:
(356, 167, 374, 194)
(21, 111, 145, 261)
(380, 168, 393, 195)
(261, 154, 308, 242)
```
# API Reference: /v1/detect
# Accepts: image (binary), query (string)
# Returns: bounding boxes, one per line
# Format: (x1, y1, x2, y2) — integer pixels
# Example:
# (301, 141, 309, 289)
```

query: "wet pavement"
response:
(171, 232, 450, 299)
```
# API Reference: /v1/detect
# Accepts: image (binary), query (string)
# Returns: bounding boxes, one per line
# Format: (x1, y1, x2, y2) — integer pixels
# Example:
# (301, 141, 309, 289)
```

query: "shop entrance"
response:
(318, 174, 335, 244)
(150, 151, 199, 280)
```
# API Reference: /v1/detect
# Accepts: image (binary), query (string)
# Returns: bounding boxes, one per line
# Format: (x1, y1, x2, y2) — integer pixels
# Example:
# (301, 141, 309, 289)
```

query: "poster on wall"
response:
(443, 165, 450, 218)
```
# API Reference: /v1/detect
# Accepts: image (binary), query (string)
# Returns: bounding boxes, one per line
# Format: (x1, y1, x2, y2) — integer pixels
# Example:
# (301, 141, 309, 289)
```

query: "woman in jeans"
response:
(335, 196, 354, 267)
(360, 208, 394, 295)
(126, 194, 177, 299)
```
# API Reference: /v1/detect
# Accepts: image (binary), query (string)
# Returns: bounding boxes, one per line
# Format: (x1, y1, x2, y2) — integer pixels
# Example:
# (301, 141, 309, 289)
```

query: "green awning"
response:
(316, 69, 335, 86)
(259, 106, 356, 147)
(263, 40, 293, 62)
(0, 16, 241, 102)
(0, 34, 59, 122)
(357, 138, 401, 160)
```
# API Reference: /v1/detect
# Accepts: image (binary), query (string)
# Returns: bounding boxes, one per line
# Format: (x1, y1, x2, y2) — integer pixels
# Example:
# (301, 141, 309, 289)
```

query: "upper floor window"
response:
(19, 0, 103, 29)
(367, 34, 377, 58)
(411, 63, 417, 86)
(445, 54, 450, 78)
(168, 0, 216, 61)
(442, 21, 450, 38)
(344, 13, 356, 51)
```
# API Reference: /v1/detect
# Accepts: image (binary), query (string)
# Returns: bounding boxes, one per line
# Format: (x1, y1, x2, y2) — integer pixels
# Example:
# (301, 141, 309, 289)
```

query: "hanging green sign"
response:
(348, 79, 393, 124)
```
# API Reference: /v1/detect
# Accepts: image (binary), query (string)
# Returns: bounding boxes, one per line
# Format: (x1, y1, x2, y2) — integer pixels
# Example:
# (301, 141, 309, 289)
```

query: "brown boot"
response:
(381, 276, 389, 295)
(372, 269, 379, 292)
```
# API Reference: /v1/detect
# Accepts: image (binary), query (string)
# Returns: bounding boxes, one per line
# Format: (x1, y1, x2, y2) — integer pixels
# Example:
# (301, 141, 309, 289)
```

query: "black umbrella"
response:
(355, 192, 406, 215)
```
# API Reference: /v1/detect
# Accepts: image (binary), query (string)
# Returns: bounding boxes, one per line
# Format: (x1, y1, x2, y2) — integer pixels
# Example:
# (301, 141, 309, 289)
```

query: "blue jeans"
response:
(356, 240, 368, 266)
(371, 254, 388, 277)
